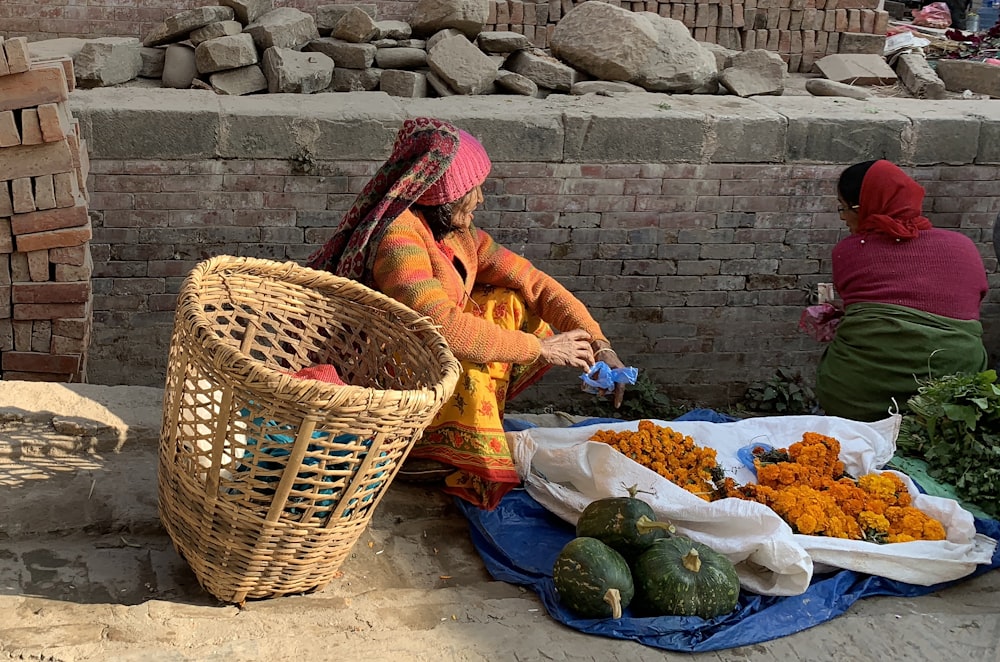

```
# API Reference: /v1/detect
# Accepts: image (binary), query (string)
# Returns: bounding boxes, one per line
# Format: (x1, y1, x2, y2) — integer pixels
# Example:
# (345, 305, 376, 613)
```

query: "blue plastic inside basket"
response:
(236, 408, 389, 520)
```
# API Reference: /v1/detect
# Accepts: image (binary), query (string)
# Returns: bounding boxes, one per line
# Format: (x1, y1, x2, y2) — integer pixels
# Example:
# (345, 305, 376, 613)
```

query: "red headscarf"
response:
(855, 160, 933, 239)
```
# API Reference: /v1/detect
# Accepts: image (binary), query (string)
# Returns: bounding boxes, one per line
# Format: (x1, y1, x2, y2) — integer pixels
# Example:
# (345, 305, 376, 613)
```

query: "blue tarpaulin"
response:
(454, 410, 1000, 653)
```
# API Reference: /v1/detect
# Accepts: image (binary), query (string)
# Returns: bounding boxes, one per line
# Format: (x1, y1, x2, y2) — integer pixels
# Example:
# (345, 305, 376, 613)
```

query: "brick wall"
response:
(83, 160, 1000, 407)
(66, 89, 1000, 407)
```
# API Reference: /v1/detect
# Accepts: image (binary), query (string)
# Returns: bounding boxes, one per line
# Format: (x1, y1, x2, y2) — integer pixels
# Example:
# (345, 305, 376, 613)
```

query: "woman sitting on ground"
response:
(815, 159, 988, 422)
(307, 117, 625, 509)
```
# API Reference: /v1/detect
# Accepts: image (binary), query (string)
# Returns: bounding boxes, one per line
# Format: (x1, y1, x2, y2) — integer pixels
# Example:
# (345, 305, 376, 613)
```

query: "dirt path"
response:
(0, 383, 997, 661)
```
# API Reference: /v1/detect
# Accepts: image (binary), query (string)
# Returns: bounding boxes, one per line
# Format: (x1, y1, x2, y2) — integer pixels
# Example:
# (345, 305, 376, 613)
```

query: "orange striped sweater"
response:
(372, 209, 607, 364)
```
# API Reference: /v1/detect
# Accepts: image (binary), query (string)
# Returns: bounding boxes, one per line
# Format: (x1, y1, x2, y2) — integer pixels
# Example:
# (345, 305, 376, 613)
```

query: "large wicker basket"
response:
(158, 256, 461, 603)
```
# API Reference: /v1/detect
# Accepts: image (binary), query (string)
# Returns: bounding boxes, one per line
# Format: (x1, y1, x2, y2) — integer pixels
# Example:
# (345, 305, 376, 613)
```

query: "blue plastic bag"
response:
(580, 361, 638, 394)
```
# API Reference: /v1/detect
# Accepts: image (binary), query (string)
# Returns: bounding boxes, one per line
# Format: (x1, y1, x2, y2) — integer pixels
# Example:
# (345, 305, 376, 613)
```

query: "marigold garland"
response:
(589, 420, 722, 501)
(590, 423, 947, 544)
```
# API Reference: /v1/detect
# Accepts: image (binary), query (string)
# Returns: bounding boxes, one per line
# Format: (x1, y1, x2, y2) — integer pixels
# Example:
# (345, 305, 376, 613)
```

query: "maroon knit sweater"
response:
(832, 228, 987, 321)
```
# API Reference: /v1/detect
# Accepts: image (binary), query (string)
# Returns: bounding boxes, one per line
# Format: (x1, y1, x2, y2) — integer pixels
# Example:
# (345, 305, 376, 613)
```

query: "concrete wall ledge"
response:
(69, 89, 1000, 166)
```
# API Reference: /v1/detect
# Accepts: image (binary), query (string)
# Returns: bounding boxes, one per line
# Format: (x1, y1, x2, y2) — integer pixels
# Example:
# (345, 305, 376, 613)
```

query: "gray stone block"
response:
(209, 64, 268, 95)
(894, 53, 946, 100)
(686, 96, 787, 163)
(68, 88, 221, 159)
(143, 6, 236, 47)
(138, 47, 166, 78)
(316, 4, 378, 34)
(220, 0, 273, 25)
(935, 59, 1000, 98)
(306, 38, 377, 69)
(427, 34, 497, 94)
(868, 99, 981, 165)
(380, 69, 429, 97)
(561, 94, 707, 163)
(374, 47, 427, 70)
(330, 67, 383, 92)
(189, 20, 244, 46)
(75, 37, 142, 88)
(751, 96, 908, 164)
(332, 7, 380, 44)
(262, 47, 334, 94)
(217, 92, 404, 160)
(161, 43, 197, 89)
(246, 7, 320, 51)
(504, 49, 581, 92)
(398, 96, 565, 162)
(195, 33, 258, 74)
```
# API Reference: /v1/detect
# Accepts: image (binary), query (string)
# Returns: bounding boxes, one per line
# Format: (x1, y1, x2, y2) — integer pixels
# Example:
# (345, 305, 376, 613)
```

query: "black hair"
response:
(837, 160, 878, 207)
(410, 200, 461, 241)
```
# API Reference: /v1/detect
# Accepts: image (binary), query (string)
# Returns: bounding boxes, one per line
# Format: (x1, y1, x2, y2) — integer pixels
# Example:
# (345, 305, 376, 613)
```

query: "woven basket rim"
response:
(175, 256, 461, 403)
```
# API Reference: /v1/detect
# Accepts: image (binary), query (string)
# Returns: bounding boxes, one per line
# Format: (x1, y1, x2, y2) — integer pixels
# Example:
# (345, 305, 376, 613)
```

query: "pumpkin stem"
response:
(682, 548, 702, 573)
(603, 588, 623, 619)
(634, 514, 677, 535)
(622, 482, 655, 499)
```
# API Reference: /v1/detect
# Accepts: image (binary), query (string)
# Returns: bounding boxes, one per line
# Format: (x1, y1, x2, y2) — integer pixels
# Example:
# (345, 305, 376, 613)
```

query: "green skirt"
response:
(816, 302, 988, 422)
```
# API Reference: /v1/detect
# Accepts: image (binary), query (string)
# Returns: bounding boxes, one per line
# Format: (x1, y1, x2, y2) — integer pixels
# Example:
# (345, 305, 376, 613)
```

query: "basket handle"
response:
(264, 416, 321, 523)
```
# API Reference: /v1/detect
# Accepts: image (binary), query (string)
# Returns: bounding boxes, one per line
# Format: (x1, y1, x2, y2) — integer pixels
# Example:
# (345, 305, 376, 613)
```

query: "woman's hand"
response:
(539, 329, 595, 371)
(592, 343, 627, 409)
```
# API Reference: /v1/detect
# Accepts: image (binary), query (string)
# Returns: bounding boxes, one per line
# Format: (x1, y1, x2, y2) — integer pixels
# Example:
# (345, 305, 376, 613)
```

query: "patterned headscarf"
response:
(855, 160, 933, 240)
(306, 117, 462, 281)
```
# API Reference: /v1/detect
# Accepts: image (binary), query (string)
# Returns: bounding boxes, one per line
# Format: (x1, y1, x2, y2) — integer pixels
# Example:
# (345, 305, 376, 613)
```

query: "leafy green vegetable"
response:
(897, 370, 1000, 518)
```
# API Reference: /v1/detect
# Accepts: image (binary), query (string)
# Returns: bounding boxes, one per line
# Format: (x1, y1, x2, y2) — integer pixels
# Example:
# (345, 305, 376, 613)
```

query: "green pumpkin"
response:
(633, 537, 740, 619)
(553, 537, 634, 619)
(575, 485, 676, 560)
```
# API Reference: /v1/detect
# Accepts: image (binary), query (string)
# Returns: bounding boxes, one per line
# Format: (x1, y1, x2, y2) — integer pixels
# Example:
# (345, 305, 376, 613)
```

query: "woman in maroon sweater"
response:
(816, 160, 989, 421)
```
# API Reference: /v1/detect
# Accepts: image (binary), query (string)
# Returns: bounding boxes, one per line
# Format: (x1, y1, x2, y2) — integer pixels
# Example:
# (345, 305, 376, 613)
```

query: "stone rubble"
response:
(27, 0, 992, 101)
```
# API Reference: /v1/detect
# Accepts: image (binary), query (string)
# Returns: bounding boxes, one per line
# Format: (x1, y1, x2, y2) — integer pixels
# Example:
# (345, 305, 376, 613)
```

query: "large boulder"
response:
(410, 0, 489, 38)
(550, 1, 657, 82)
(630, 12, 717, 93)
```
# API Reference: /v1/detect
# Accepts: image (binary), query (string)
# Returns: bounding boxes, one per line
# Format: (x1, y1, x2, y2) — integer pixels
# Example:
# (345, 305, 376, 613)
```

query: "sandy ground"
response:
(0, 382, 997, 662)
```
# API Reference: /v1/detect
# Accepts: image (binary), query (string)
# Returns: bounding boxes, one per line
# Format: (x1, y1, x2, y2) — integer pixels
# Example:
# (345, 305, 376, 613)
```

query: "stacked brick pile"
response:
(0, 36, 93, 383)
(487, 0, 890, 72)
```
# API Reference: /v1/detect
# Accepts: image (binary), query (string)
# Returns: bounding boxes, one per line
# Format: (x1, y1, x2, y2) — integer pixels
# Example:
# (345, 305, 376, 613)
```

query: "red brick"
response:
(32, 57, 76, 93)
(15, 222, 92, 252)
(26, 249, 48, 282)
(11, 203, 88, 235)
(11, 178, 35, 214)
(1, 370, 74, 383)
(0, 65, 69, 113)
(33, 174, 57, 211)
(12, 281, 90, 304)
(13, 302, 88, 320)
(3, 36, 30, 74)
(52, 171, 81, 208)
(0, 139, 74, 182)
(50, 334, 88, 354)
(0, 111, 19, 148)
(2, 351, 80, 373)
(48, 244, 89, 266)
(52, 317, 90, 340)
(36, 103, 70, 143)
(0, 38, 9, 77)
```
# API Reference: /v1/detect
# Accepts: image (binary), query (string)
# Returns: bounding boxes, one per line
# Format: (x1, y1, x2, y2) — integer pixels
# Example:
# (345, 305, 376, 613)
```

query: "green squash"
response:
(633, 537, 740, 619)
(576, 485, 676, 560)
(553, 537, 634, 619)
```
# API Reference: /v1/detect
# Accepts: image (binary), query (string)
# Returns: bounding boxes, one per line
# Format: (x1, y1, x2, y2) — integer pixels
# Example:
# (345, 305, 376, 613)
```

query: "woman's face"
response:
(450, 185, 483, 230)
(837, 195, 861, 234)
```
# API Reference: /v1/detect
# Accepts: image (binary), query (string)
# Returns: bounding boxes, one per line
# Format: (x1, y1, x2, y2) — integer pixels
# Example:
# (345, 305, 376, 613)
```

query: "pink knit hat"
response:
(415, 129, 491, 206)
